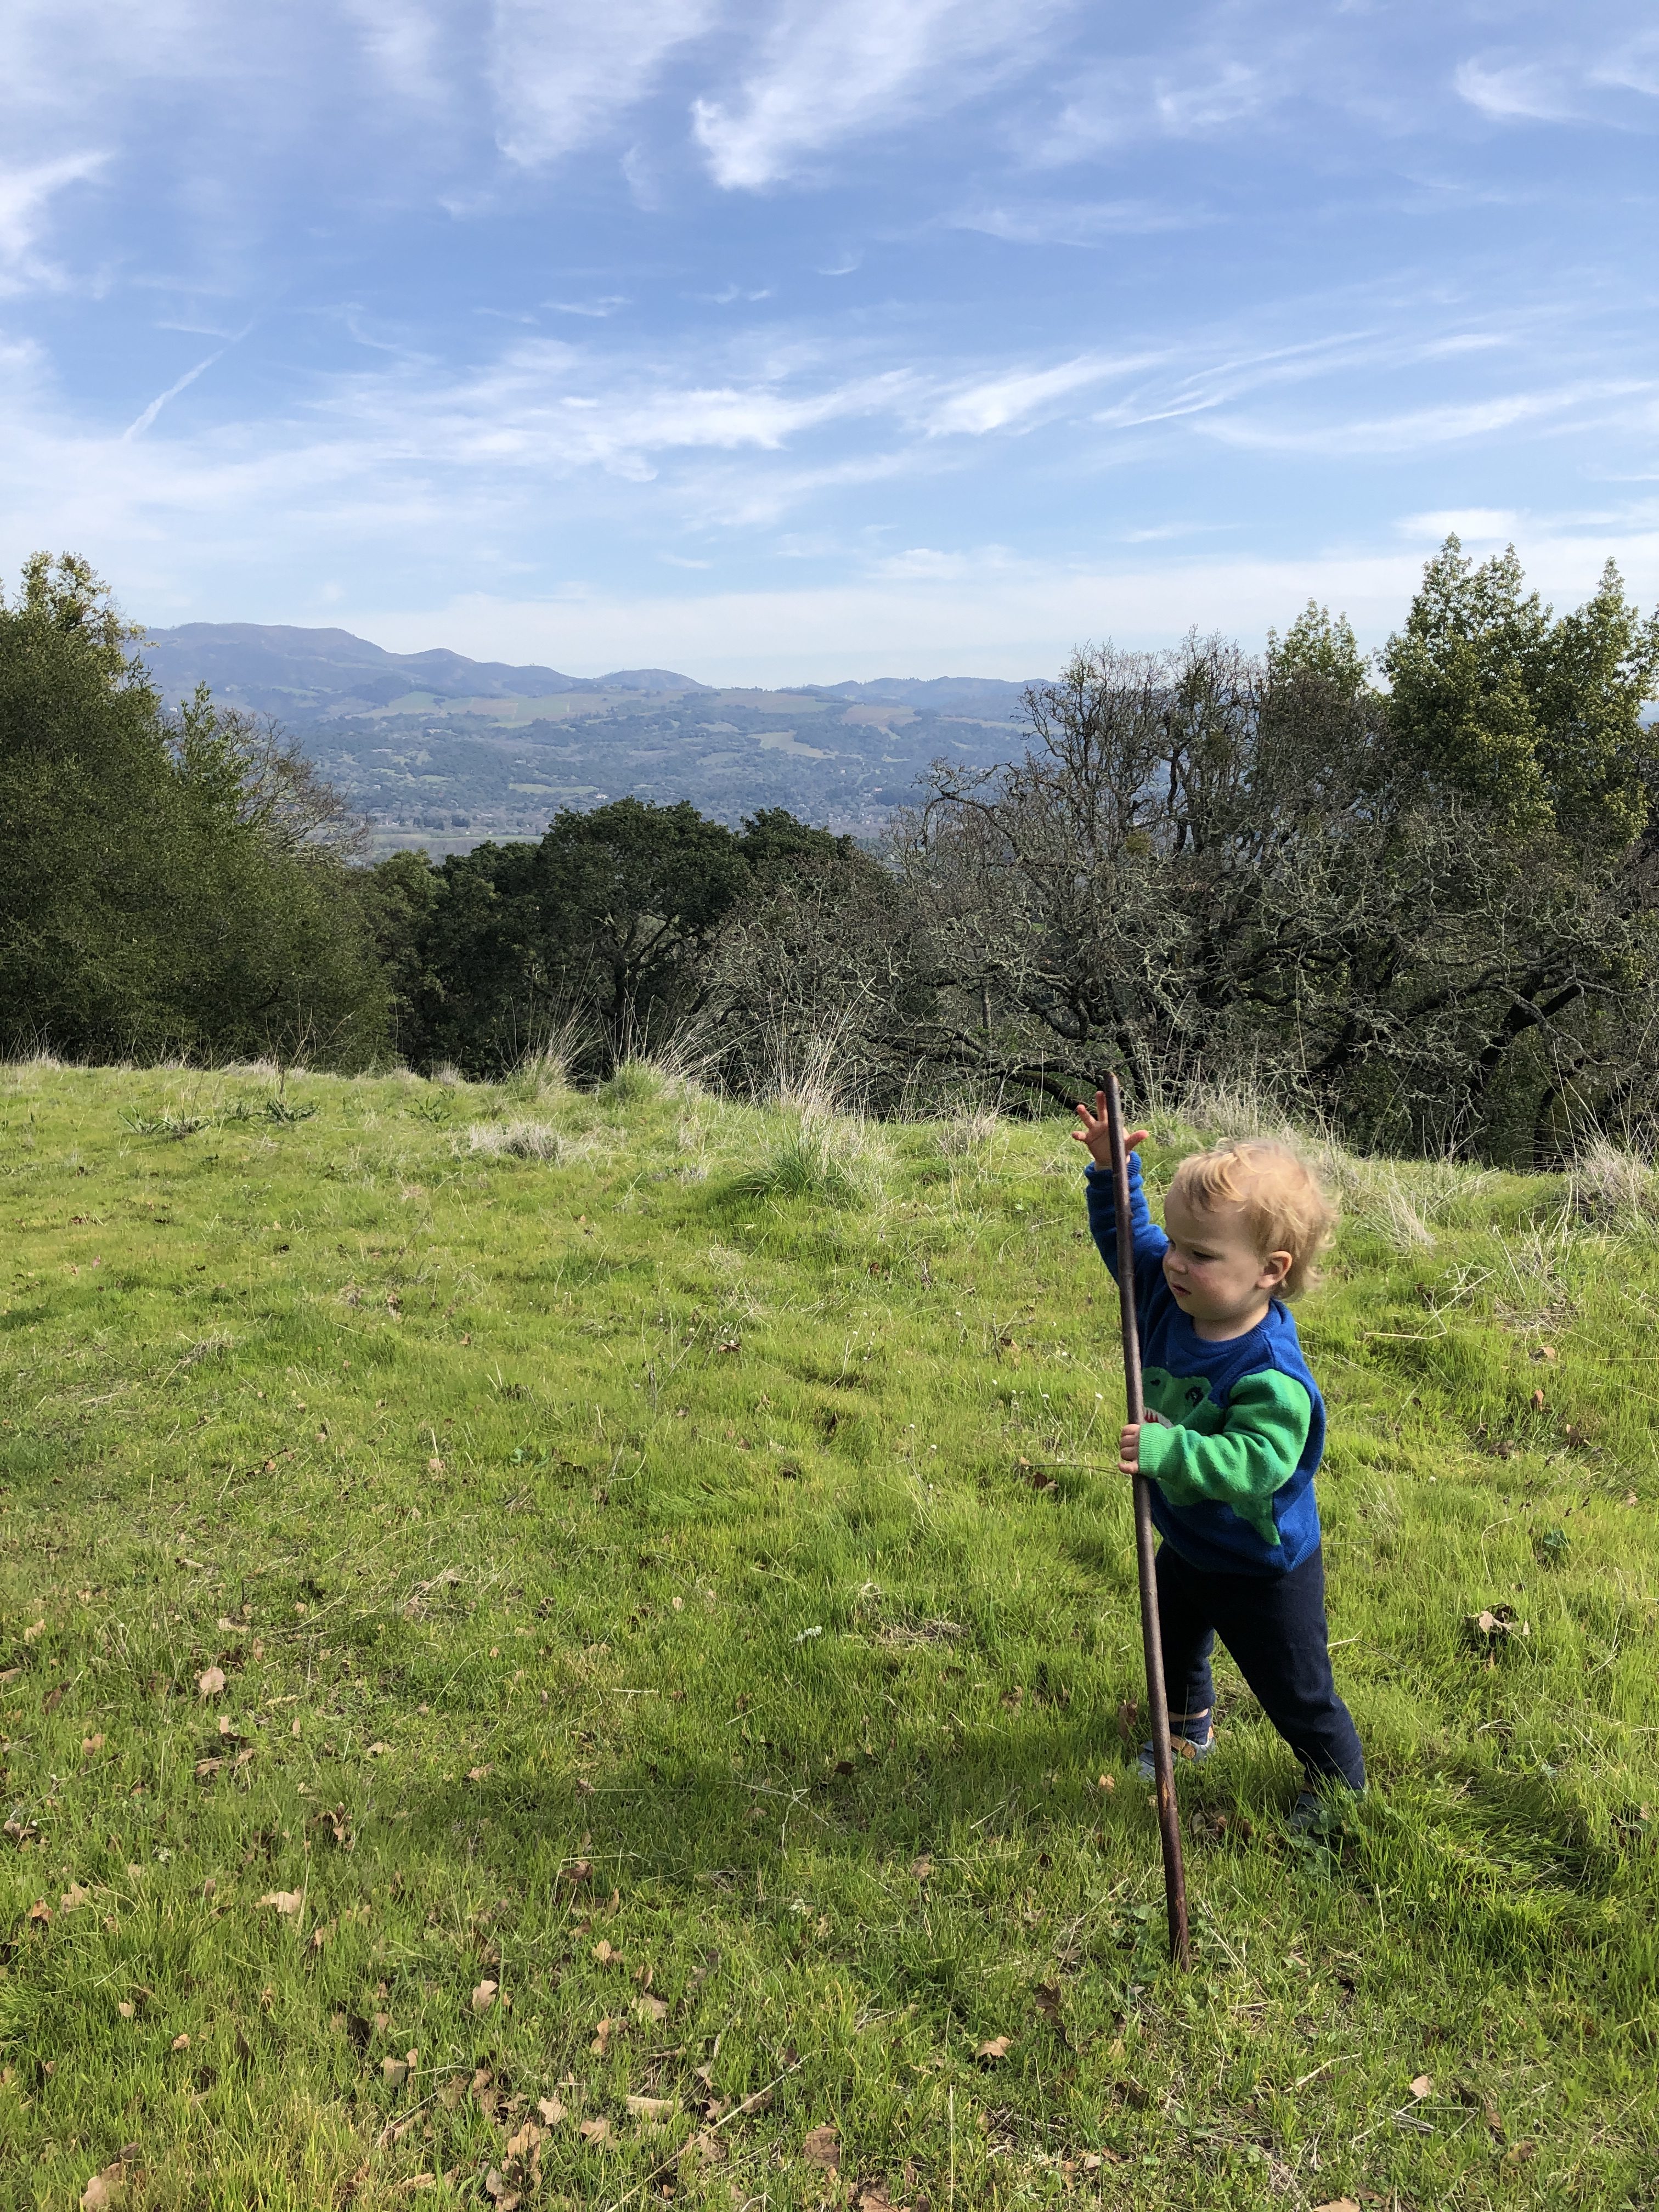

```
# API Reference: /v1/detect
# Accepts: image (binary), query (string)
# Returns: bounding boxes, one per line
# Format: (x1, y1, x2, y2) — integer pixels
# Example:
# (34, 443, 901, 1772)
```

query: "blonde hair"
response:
(1165, 1139, 1337, 1299)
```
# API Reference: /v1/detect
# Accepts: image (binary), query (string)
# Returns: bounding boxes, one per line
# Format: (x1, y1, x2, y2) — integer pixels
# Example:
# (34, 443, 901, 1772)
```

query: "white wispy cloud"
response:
(691, 0, 1059, 190)
(352, 524, 1659, 685)
(1453, 58, 1582, 125)
(1456, 32, 1659, 127)
(1043, 52, 1280, 161)
(490, 0, 718, 166)
(1201, 381, 1656, 456)
(1592, 31, 1659, 98)
(343, 0, 452, 108)
(947, 198, 1198, 245)
(0, 151, 108, 291)
(122, 350, 225, 441)
(927, 355, 1156, 437)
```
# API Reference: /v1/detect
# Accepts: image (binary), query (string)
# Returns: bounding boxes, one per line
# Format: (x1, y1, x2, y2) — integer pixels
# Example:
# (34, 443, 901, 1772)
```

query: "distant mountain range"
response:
(140, 622, 705, 720)
(137, 621, 1041, 856)
(139, 622, 1037, 725)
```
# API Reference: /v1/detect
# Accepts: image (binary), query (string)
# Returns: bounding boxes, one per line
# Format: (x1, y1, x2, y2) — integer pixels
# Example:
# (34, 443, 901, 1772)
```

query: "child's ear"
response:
(1260, 1250, 1293, 1291)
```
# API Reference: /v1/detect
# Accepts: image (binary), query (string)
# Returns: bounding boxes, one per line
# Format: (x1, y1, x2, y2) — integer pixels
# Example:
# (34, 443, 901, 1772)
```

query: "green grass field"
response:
(1, 1060, 1654, 2211)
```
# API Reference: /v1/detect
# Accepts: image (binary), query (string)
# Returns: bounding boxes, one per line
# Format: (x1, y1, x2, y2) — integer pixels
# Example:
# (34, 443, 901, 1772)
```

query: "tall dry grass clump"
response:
(467, 1120, 568, 1162)
(1568, 1135, 1658, 1227)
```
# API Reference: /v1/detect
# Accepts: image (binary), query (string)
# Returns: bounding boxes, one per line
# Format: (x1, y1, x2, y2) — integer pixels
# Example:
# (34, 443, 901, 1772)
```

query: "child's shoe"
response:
(1288, 1782, 1365, 1838)
(1135, 1713, 1214, 1783)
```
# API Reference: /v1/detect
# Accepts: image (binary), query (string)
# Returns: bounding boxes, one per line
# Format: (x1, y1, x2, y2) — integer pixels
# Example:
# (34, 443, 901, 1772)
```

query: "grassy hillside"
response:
(0, 1062, 1654, 2210)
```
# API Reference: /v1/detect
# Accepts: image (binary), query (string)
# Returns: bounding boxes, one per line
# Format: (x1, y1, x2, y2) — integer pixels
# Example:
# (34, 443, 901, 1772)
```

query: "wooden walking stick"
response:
(1103, 1071, 1192, 1969)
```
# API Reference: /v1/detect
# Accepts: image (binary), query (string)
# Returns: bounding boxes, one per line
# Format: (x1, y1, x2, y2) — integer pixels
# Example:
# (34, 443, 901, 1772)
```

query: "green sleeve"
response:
(1136, 1369, 1312, 1550)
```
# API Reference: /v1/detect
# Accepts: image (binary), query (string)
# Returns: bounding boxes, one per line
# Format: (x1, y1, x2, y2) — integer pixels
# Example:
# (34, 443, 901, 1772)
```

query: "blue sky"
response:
(3, 0, 1656, 683)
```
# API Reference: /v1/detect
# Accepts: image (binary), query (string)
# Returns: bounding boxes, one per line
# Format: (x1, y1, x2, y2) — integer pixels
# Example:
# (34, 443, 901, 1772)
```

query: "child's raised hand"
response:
(1119, 1423, 1141, 1476)
(1071, 1090, 1149, 1167)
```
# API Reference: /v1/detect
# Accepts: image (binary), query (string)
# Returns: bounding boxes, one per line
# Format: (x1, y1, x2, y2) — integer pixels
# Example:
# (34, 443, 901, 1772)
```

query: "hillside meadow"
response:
(0, 1060, 1654, 2211)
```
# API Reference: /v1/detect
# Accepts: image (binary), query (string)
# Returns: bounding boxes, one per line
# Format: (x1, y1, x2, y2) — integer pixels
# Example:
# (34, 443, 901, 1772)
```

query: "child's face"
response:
(1161, 1188, 1291, 1338)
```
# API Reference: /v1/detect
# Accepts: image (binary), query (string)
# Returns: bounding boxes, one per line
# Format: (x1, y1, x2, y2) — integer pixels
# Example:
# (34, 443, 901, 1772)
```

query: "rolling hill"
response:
(139, 622, 1040, 853)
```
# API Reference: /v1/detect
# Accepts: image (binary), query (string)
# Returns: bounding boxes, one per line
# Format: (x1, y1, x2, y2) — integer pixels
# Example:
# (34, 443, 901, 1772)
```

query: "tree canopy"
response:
(0, 555, 388, 1065)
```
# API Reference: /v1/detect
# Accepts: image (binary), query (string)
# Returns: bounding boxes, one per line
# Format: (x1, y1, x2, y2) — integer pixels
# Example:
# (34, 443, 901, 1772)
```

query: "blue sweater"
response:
(1086, 1154, 1324, 1576)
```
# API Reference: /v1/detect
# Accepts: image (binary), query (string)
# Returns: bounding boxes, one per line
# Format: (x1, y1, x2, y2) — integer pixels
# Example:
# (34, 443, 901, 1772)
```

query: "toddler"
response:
(1074, 1097, 1365, 1826)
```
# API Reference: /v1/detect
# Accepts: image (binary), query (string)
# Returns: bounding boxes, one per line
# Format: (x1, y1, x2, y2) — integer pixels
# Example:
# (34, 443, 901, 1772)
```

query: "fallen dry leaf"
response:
(82, 1734, 105, 1755)
(170, 2033, 190, 2052)
(481, 2172, 518, 2210)
(117, 2002, 134, 2019)
(578, 2116, 611, 2146)
(197, 1666, 226, 1699)
(975, 2035, 1011, 2061)
(80, 2170, 125, 2211)
(60, 1883, 91, 1912)
(471, 1979, 499, 2013)
(802, 2124, 840, 2169)
(635, 1994, 669, 2024)
(22, 1620, 45, 1643)
(467, 1764, 492, 1782)
(383, 2057, 409, 2088)
(591, 1938, 617, 1964)
(26, 1899, 51, 1925)
(1409, 2074, 1434, 2100)
(627, 2095, 674, 2121)
(910, 1854, 934, 1880)
(537, 2094, 567, 2124)
(257, 1890, 303, 1915)
(504, 2119, 544, 2159)
(1312, 2200, 1361, 2212)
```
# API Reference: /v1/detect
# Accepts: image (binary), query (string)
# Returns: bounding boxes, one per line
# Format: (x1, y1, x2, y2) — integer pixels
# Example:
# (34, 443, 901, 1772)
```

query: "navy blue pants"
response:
(1155, 1542, 1366, 1790)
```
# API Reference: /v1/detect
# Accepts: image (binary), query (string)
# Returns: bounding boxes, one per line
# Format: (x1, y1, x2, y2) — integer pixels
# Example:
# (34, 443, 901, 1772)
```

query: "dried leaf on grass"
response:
(635, 1993, 669, 2024)
(975, 2035, 1011, 2061)
(537, 2094, 567, 2124)
(81, 2170, 126, 2211)
(802, 2124, 840, 2169)
(627, 2095, 674, 2121)
(471, 1979, 499, 2013)
(1409, 2073, 1434, 2100)
(258, 1891, 303, 1915)
(197, 1666, 225, 1699)
(578, 2116, 612, 2146)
